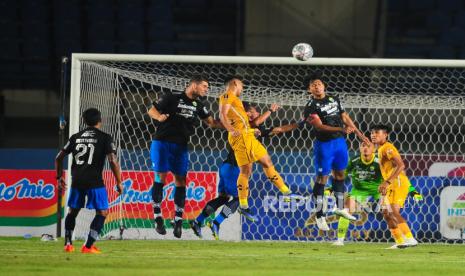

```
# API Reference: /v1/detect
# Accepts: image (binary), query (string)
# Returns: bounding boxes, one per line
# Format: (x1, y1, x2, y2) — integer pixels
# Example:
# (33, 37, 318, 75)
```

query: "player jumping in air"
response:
(303, 73, 369, 231)
(332, 141, 382, 246)
(147, 74, 223, 238)
(56, 108, 123, 254)
(191, 103, 299, 239)
(370, 124, 418, 249)
(219, 76, 299, 222)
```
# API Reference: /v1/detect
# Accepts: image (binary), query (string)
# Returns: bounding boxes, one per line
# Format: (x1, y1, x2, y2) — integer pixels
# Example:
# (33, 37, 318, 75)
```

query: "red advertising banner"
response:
(105, 171, 218, 226)
(0, 170, 62, 226)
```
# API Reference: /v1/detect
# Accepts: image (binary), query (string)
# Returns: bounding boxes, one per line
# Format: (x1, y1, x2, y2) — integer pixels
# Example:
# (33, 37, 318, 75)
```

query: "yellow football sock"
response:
(237, 173, 249, 208)
(398, 222, 414, 239)
(390, 228, 404, 244)
(263, 166, 290, 194)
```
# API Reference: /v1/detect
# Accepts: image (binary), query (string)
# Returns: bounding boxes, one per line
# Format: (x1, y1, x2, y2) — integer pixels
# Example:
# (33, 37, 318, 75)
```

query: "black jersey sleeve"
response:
(303, 99, 316, 119)
(258, 125, 274, 138)
(196, 100, 211, 120)
(335, 95, 345, 114)
(104, 135, 117, 155)
(62, 134, 75, 154)
(152, 93, 174, 113)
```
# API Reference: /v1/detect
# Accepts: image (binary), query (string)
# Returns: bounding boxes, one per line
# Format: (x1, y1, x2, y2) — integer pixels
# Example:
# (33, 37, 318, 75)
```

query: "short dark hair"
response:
(303, 71, 326, 89)
(189, 74, 209, 85)
(370, 124, 391, 133)
(224, 75, 243, 85)
(82, 108, 102, 127)
(243, 101, 256, 112)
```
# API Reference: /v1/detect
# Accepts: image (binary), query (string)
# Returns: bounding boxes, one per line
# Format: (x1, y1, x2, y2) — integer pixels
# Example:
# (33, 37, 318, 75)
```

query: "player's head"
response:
(304, 72, 326, 98)
(224, 75, 244, 95)
(82, 108, 102, 127)
(244, 102, 260, 121)
(360, 140, 375, 156)
(370, 124, 390, 144)
(188, 74, 209, 97)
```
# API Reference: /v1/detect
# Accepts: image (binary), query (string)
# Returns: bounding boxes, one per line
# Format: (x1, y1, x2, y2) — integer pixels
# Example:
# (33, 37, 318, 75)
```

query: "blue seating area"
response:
(0, 0, 238, 90)
(386, 0, 465, 59)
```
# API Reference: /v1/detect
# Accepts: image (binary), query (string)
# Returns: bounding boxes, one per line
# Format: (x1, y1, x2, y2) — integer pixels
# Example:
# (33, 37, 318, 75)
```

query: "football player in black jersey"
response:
(302, 73, 369, 231)
(190, 103, 299, 240)
(147, 74, 223, 238)
(56, 108, 122, 254)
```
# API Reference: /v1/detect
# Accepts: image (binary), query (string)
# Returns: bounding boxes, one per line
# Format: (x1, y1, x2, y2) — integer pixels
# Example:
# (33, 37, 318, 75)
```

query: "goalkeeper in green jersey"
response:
(332, 141, 383, 246)
(332, 141, 423, 246)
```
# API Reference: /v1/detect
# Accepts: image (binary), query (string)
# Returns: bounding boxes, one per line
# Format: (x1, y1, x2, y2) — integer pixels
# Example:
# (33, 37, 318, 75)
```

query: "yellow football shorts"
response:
(228, 130, 268, 166)
(383, 174, 411, 207)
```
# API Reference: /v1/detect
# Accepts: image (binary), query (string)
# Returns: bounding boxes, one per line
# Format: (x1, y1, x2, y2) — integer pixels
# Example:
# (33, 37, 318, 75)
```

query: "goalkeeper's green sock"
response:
(337, 217, 350, 241)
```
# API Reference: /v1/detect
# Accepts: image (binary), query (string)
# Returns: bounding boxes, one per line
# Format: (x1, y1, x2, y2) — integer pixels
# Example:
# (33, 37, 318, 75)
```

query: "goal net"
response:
(68, 54, 465, 243)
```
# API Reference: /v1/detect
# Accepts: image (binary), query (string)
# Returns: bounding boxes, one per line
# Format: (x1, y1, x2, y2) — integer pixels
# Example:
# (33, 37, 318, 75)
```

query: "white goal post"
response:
(68, 54, 465, 243)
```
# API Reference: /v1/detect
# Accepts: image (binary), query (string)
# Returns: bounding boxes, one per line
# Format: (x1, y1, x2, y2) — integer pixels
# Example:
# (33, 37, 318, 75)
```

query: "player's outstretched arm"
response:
(147, 106, 169, 122)
(270, 122, 299, 136)
(251, 103, 280, 127)
(202, 116, 224, 129)
(219, 104, 240, 137)
(55, 150, 67, 190)
(307, 113, 345, 133)
(341, 112, 369, 143)
(108, 153, 123, 195)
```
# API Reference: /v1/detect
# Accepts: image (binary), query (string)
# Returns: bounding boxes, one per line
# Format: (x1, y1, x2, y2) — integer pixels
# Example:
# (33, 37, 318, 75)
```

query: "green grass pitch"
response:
(0, 237, 464, 275)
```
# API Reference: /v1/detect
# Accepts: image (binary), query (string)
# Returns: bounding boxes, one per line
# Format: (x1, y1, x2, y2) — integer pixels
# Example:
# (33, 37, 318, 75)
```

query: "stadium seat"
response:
(117, 0, 145, 22)
(147, 23, 174, 41)
(20, 0, 50, 22)
(22, 21, 50, 40)
(147, 0, 173, 23)
(87, 40, 116, 53)
(438, 0, 463, 13)
(55, 39, 83, 57)
(87, 21, 115, 41)
(118, 40, 146, 54)
(54, 20, 81, 40)
(430, 45, 456, 59)
(87, 0, 115, 24)
(23, 39, 50, 59)
(148, 41, 174, 54)
(459, 48, 465, 59)
(439, 27, 465, 47)
(0, 19, 19, 38)
(407, 0, 435, 11)
(0, 0, 18, 21)
(425, 11, 452, 31)
(53, 0, 81, 22)
(117, 21, 145, 41)
(0, 39, 21, 60)
(454, 11, 465, 29)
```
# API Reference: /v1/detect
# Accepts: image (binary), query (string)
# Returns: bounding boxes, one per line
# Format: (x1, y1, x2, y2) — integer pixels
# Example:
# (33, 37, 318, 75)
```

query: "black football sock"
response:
(85, 214, 106, 248)
(64, 212, 77, 246)
(332, 179, 345, 210)
(174, 186, 186, 222)
(214, 197, 239, 226)
(152, 181, 164, 220)
(197, 196, 229, 224)
(313, 182, 325, 218)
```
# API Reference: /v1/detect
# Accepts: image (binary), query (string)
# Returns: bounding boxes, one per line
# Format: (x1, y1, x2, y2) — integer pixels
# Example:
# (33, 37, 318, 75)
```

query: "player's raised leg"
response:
(208, 197, 240, 240)
(191, 195, 229, 238)
(236, 163, 258, 222)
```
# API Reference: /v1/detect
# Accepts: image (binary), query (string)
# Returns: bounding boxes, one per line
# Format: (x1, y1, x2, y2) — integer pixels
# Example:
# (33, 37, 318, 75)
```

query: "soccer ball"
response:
(292, 43, 313, 61)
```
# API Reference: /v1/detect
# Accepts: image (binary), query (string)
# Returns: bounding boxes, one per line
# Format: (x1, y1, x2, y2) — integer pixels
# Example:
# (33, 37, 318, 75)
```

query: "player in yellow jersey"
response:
(370, 124, 418, 249)
(218, 76, 296, 221)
